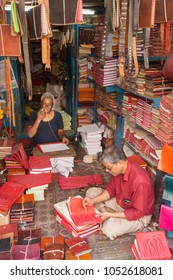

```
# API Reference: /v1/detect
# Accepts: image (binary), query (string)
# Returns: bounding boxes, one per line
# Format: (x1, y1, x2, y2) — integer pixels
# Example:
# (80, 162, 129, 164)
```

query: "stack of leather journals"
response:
(65, 236, 92, 260)
(0, 139, 13, 160)
(54, 195, 101, 238)
(41, 236, 65, 260)
(0, 237, 13, 260)
(10, 201, 35, 226)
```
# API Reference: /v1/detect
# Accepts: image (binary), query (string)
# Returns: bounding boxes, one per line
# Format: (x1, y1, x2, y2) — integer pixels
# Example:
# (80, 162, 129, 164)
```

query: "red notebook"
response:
(29, 156, 52, 172)
(158, 204, 173, 232)
(67, 196, 103, 226)
(11, 143, 29, 170)
(0, 182, 27, 213)
(65, 237, 92, 257)
(131, 231, 172, 260)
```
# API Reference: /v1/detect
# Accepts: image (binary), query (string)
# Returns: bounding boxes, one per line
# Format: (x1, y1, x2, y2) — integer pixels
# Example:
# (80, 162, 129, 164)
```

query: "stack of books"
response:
(10, 201, 34, 226)
(50, 156, 74, 177)
(28, 155, 52, 174)
(79, 123, 102, 155)
(54, 195, 102, 238)
(8, 173, 53, 202)
(0, 139, 13, 160)
(91, 57, 118, 86)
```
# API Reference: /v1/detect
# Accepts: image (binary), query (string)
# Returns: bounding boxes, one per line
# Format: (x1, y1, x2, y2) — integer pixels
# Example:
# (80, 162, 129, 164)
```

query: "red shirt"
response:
(106, 160, 155, 221)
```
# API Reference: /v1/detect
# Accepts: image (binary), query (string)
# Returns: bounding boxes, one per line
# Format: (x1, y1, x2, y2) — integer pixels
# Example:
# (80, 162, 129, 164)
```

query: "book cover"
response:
(132, 231, 172, 260)
(29, 156, 52, 172)
(65, 236, 92, 257)
(67, 196, 103, 226)
(158, 204, 173, 232)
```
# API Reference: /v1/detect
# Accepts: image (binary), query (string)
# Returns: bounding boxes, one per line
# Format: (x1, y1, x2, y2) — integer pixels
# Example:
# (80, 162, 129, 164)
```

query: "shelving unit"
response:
(67, 24, 96, 134)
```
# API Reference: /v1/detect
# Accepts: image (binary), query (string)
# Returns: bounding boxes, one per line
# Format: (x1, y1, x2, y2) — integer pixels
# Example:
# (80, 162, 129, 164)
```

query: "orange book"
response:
(157, 144, 173, 175)
(65, 250, 91, 260)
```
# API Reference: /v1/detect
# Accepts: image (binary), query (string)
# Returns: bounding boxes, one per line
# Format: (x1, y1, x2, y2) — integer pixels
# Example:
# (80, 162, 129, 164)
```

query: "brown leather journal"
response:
(155, 0, 173, 23)
(0, 24, 21, 56)
(43, 243, 64, 260)
(65, 250, 91, 260)
(139, 0, 156, 28)
(41, 235, 64, 251)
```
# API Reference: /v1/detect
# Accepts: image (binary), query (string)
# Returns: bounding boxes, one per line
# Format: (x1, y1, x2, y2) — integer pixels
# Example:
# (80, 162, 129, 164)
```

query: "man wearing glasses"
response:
(27, 92, 69, 145)
(83, 146, 155, 240)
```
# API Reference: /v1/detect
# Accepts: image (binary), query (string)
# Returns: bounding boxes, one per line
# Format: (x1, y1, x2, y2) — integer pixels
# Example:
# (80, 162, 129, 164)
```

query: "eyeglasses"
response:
(104, 164, 114, 171)
(42, 103, 52, 109)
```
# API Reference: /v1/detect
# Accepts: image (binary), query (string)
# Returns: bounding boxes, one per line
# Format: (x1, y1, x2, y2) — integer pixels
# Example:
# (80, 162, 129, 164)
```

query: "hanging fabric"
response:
(49, 0, 83, 25)
(0, 24, 21, 56)
(18, 0, 33, 100)
(38, 0, 52, 69)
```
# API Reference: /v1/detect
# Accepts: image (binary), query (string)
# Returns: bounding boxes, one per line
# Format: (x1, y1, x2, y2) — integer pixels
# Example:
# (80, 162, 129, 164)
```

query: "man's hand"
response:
(37, 109, 46, 121)
(97, 211, 114, 221)
(62, 135, 69, 145)
(83, 197, 94, 207)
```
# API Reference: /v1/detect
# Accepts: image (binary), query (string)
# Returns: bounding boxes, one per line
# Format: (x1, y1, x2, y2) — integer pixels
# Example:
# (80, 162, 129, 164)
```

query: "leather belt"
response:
(143, 28, 151, 69)
(100, 0, 112, 64)
(118, 0, 128, 78)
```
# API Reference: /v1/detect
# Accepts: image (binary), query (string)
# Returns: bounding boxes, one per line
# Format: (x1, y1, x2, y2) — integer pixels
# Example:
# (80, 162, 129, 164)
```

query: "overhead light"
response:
(5, 4, 32, 11)
(82, 9, 95, 15)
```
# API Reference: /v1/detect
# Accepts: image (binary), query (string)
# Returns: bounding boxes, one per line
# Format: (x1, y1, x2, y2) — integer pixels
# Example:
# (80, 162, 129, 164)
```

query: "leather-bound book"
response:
(40, 236, 64, 251)
(131, 231, 172, 260)
(65, 236, 92, 257)
(43, 243, 64, 260)
(65, 250, 91, 260)
(159, 204, 173, 232)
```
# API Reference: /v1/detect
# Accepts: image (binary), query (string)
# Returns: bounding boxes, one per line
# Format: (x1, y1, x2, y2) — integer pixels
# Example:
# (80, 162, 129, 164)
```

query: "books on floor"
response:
(28, 155, 52, 174)
(54, 196, 101, 238)
(79, 123, 103, 155)
(67, 196, 103, 226)
(65, 236, 92, 257)
(131, 230, 172, 260)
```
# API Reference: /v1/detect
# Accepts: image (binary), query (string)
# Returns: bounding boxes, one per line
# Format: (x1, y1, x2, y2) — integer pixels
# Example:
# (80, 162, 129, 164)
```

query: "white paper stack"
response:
(79, 124, 103, 155)
(50, 156, 74, 177)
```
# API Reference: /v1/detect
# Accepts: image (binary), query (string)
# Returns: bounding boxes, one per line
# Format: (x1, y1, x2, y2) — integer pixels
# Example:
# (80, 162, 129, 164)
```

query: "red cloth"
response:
(106, 161, 155, 221)
(58, 175, 103, 190)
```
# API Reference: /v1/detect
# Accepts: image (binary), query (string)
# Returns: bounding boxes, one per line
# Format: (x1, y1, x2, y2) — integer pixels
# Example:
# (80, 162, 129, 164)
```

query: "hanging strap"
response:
(143, 28, 151, 69)
(18, 0, 33, 100)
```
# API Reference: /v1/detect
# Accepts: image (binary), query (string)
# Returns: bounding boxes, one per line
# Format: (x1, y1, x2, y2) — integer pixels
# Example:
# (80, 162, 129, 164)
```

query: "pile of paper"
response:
(79, 123, 102, 155)
(50, 157, 74, 177)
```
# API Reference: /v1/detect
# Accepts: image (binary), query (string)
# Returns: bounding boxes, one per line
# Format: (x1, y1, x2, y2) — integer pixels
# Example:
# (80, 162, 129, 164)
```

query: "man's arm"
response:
(84, 189, 110, 206)
(58, 129, 69, 145)
(27, 110, 45, 138)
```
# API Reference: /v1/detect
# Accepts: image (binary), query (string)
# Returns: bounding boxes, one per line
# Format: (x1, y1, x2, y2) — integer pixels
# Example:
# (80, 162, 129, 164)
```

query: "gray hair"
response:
(41, 92, 54, 102)
(99, 146, 127, 164)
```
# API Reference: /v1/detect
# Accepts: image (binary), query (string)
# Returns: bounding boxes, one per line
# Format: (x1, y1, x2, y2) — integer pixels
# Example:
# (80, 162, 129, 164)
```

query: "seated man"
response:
(84, 146, 155, 240)
(27, 92, 69, 145)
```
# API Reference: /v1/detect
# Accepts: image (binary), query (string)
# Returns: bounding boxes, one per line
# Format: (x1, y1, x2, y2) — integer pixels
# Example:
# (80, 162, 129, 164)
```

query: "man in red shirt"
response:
(84, 146, 155, 240)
